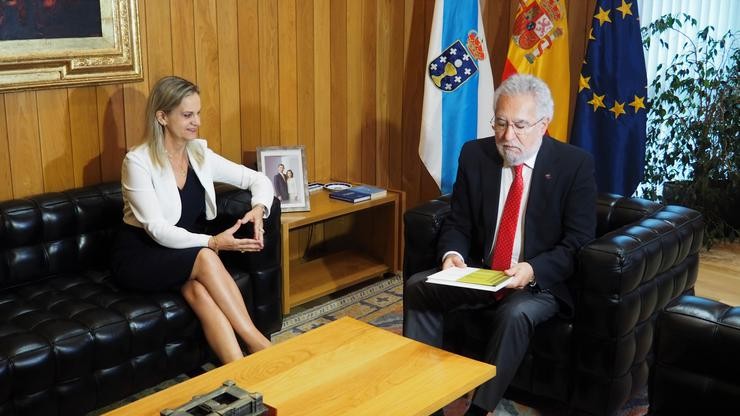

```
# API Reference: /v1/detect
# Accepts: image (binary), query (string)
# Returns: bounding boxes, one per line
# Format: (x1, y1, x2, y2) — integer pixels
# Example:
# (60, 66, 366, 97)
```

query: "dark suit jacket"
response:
(273, 173, 289, 200)
(437, 135, 597, 311)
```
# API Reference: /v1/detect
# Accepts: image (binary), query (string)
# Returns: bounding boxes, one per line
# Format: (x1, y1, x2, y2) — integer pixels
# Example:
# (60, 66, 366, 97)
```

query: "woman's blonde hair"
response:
(144, 76, 205, 169)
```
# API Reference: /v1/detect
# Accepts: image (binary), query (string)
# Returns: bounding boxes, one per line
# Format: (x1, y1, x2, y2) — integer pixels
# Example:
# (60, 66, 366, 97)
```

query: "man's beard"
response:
(497, 142, 540, 165)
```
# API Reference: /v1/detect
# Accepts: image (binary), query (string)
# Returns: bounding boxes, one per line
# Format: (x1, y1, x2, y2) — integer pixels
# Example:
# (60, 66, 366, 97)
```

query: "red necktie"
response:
(491, 165, 523, 300)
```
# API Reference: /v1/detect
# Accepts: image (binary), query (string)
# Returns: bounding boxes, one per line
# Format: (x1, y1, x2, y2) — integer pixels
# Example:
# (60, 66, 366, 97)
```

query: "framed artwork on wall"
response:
(0, 0, 142, 92)
(256, 145, 311, 212)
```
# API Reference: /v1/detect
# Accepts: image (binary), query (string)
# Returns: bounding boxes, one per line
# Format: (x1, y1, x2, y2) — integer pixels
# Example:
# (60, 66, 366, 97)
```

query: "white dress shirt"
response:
(121, 139, 274, 249)
(443, 149, 539, 267)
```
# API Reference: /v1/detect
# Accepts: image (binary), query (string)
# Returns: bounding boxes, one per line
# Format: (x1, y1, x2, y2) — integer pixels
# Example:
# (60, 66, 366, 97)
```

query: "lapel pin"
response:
(545, 173, 552, 180)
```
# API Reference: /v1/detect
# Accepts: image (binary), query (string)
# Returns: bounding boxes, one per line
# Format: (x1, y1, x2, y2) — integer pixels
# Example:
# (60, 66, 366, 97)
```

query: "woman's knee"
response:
(181, 279, 211, 305)
(192, 248, 228, 278)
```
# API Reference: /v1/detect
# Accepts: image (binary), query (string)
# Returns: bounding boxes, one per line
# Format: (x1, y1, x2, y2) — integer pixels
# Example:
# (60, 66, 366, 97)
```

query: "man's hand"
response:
(503, 262, 535, 290)
(442, 254, 467, 270)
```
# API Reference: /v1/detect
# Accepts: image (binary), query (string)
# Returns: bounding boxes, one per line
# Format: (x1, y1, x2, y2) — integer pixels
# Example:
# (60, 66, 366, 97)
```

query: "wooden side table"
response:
(280, 188, 403, 313)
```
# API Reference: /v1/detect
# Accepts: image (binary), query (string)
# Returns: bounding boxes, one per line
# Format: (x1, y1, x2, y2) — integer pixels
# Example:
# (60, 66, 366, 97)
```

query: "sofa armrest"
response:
(567, 203, 704, 412)
(650, 295, 740, 413)
(403, 196, 451, 280)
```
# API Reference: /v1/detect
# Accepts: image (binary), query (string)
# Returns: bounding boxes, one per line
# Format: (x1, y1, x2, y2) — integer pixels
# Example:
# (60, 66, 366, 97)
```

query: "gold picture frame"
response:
(0, 0, 142, 92)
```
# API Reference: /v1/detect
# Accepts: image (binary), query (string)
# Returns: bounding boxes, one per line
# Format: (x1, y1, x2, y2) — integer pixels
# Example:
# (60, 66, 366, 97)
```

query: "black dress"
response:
(112, 166, 207, 292)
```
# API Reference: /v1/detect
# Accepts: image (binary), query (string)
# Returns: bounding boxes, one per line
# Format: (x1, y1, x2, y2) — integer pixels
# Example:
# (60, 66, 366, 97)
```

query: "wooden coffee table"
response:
(105, 317, 495, 416)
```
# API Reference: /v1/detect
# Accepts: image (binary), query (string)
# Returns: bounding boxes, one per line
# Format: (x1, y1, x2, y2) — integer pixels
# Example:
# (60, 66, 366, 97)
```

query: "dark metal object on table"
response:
(161, 380, 269, 416)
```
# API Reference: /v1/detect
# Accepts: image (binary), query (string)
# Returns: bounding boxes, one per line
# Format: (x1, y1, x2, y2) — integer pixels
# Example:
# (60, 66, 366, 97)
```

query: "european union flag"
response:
(570, 0, 647, 197)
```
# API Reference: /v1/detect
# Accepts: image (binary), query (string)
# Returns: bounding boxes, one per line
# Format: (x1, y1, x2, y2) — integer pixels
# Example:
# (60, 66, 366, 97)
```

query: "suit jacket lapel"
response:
(524, 136, 557, 257)
(481, 139, 503, 265)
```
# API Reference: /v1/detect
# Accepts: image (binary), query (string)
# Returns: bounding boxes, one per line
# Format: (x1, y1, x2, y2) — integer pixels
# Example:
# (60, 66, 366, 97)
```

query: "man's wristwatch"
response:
(528, 276, 537, 287)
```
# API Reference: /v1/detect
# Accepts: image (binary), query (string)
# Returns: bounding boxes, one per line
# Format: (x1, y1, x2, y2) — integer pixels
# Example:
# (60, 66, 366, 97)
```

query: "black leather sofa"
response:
(650, 294, 740, 414)
(404, 193, 704, 415)
(0, 182, 282, 416)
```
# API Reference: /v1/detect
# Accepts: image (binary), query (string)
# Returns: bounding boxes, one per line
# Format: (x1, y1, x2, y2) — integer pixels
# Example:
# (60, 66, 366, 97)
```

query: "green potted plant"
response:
(640, 14, 739, 248)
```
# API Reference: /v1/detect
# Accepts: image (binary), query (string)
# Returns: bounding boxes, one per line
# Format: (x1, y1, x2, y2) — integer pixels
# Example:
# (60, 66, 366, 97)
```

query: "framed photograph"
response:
(0, 0, 142, 92)
(256, 146, 310, 212)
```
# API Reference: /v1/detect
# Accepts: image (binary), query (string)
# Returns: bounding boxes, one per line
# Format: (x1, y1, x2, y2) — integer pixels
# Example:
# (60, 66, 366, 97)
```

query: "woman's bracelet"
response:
(209, 235, 219, 253)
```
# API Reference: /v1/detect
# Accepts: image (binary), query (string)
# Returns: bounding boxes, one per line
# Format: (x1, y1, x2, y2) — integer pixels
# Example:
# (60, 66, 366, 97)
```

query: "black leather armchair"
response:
(650, 295, 740, 414)
(404, 193, 704, 415)
(0, 182, 282, 416)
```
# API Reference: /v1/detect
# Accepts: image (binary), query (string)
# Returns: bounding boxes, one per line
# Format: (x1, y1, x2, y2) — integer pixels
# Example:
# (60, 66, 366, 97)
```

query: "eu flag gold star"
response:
(589, 27, 595, 41)
(629, 95, 646, 112)
(617, 0, 633, 19)
(579, 74, 591, 92)
(588, 93, 606, 111)
(594, 7, 612, 26)
(609, 101, 626, 118)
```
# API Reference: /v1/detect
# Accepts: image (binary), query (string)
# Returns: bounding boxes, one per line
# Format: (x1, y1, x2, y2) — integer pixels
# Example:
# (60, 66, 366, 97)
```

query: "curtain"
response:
(637, 0, 739, 84)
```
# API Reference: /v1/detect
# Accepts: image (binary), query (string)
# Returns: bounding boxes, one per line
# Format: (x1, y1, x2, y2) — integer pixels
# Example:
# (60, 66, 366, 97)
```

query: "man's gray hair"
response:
(494, 74, 554, 120)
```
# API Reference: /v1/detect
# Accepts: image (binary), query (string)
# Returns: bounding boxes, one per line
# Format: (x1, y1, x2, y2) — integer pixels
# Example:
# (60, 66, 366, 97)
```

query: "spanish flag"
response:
(501, 0, 570, 142)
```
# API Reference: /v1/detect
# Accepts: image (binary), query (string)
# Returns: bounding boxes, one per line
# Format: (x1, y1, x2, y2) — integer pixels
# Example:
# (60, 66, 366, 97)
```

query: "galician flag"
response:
(419, 0, 495, 194)
(502, 0, 571, 142)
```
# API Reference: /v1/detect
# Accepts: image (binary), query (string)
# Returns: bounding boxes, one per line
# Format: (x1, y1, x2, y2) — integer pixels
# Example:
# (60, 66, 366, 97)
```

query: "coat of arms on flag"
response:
(428, 31, 486, 92)
(512, 0, 565, 64)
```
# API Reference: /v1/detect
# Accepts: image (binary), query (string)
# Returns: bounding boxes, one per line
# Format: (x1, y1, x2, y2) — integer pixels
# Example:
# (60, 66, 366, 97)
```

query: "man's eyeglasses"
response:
(491, 117, 544, 136)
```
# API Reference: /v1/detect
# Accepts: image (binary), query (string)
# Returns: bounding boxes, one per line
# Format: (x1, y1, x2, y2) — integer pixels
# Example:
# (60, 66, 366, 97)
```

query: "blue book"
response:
(329, 189, 371, 203)
(351, 185, 387, 199)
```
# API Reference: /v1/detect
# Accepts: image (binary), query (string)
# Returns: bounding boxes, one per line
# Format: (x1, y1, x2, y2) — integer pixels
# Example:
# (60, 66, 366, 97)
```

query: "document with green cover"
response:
(426, 267, 512, 292)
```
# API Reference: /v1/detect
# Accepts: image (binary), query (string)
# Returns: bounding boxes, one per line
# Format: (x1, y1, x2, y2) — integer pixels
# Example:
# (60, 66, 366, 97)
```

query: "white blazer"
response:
(121, 139, 274, 249)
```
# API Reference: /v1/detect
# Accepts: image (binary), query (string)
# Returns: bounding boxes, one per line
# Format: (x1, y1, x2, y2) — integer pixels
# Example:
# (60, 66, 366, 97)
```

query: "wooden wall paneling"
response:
(569, 0, 597, 139)
(171, 0, 197, 82)
(387, 0, 405, 190)
(0, 98, 12, 200)
(376, 0, 392, 187)
(258, 0, 280, 146)
(361, 0, 378, 185)
(483, 0, 511, 83)
(68, 87, 102, 187)
(296, 0, 316, 179)
(313, 0, 332, 181)
(37, 89, 74, 193)
(96, 85, 127, 182)
(123, 0, 149, 150)
(217, 0, 242, 163)
(6, 92, 44, 196)
(400, 0, 426, 207)
(278, 0, 299, 147)
(329, 0, 348, 181)
(194, 0, 221, 153)
(145, 0, 174, 82)
(237, 0, 261, 167)
(346, 0, 364, 183)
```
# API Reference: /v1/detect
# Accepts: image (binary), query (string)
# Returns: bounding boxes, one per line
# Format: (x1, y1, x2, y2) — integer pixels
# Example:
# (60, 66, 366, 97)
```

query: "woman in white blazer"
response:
(112, 76, 273, 363)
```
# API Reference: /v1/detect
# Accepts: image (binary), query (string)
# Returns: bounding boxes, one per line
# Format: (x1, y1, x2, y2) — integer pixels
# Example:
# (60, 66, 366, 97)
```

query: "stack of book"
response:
(329, 184, 387, 203)
(426, 267, 512, 292)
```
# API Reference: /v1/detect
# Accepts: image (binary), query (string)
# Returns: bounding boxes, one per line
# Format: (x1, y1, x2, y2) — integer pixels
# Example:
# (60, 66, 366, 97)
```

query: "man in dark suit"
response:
(403, 74, 597, 415)
(273, 163, 289, 201)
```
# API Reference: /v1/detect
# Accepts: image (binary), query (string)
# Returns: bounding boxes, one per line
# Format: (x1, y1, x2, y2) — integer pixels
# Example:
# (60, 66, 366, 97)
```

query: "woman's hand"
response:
(210, 204, 266, 253)
(211, 219, 263, 253)
(241, 204, 266, 245)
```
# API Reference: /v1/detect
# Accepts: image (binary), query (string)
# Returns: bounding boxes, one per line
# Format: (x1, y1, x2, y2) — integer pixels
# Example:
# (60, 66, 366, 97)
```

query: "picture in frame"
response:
(0, 0, 142, 92)
(256, 146, 310, 212)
